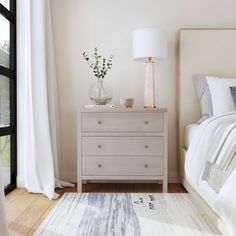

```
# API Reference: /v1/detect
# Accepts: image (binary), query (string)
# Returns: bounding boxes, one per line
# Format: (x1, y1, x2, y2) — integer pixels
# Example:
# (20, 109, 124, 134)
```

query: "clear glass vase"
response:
(89, 78, 113, 105)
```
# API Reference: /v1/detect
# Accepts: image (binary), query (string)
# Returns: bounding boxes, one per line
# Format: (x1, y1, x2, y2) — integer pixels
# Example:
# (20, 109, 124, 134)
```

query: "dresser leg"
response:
(163, 180, 168, 193)
(77, 180, 82, 193)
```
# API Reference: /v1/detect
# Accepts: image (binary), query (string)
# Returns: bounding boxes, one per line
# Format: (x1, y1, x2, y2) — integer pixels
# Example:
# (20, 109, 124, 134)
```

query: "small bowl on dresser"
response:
(120, 98, 135, 108)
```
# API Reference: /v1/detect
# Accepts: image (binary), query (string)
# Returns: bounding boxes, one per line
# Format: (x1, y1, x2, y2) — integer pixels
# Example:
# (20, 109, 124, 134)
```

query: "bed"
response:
(178, 29, 236, 236)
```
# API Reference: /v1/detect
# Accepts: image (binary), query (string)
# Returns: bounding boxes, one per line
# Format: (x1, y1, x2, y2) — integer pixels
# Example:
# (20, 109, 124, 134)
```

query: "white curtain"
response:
(0, 164, 9, 236)
(17, 0, 73, 199)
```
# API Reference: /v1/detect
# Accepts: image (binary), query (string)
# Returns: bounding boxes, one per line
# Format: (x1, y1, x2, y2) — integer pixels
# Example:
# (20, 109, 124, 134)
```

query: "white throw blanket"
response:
(185, 111, 236, 236)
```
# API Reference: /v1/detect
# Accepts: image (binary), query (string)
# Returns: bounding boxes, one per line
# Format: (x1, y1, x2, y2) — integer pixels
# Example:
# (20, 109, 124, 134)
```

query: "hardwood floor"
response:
(5, 183, 187, 236)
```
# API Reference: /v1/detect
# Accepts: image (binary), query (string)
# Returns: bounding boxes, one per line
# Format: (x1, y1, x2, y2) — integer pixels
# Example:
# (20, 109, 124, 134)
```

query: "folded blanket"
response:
(201, 123, 236, 193)
(202, 159, 236, 193)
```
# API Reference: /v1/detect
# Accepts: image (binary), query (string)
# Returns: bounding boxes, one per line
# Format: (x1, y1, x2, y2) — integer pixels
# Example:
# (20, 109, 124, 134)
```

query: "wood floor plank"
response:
(168, 183, 187, 193)
(26, 200, 58, 236)
(8, 194, 55, 236)
(6, 191, 41, 222)
(82, 183, 187, 193)
(5, 188, 26, 206)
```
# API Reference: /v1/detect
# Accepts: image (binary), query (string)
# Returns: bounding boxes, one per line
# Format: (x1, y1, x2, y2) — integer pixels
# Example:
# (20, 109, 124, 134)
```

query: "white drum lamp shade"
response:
(132, 28, 167, 108)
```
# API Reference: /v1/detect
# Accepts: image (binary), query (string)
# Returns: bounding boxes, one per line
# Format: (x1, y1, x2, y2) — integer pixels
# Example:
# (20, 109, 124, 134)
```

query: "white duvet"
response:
(185, 111, 236, 236)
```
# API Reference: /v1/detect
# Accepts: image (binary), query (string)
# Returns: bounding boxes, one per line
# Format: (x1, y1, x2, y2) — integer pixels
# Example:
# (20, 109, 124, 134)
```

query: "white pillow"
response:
(206, 76, 236, 116)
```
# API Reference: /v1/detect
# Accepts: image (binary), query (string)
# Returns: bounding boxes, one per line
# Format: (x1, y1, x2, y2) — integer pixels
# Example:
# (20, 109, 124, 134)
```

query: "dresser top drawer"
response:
(81, 112, 164, 132)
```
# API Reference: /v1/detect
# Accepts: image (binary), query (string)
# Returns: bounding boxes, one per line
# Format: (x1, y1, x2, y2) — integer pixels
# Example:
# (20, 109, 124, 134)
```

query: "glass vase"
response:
(89, 78, 113, 105)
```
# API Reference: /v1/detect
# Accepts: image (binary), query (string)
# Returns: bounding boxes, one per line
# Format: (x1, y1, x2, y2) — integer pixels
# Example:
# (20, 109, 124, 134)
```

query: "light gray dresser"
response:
(77, 108, 168, 192)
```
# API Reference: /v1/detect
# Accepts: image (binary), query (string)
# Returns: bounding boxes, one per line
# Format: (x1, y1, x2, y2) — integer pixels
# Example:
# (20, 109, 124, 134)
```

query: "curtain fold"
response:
(0, 164, 9, 236)
(17, 0, 73, 199)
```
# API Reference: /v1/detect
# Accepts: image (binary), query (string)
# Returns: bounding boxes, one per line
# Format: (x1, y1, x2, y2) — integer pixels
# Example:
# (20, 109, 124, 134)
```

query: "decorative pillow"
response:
(206, 76, 236, 116)
(230, 87, 236, 106)
(193, 75, 213, 122)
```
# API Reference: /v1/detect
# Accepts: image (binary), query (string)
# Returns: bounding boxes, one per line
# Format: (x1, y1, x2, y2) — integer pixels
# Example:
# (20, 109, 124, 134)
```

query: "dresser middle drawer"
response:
(82, 137, 163, 156)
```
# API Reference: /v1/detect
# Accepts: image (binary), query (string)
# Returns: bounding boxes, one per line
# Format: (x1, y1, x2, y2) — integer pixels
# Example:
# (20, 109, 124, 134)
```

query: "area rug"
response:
(35, 193, 221, 236)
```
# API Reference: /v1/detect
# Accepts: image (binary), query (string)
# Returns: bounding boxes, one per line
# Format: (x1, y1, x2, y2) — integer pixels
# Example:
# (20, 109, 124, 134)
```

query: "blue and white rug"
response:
(35, 193, 221, 236)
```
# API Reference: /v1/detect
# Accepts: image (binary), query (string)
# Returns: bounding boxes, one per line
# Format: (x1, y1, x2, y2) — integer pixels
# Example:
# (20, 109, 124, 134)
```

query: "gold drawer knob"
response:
(98, 164, 102, 168)
(144, 121, 149, 125)
(144, 164, 148, 168)
(144, 145, 149, 149)
(98, 120, 102, 125)
(98, 145, 102, 149)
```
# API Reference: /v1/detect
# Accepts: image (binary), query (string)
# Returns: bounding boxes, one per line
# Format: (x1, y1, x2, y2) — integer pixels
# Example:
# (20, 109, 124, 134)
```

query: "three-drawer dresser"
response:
(77, 108, 168, 192)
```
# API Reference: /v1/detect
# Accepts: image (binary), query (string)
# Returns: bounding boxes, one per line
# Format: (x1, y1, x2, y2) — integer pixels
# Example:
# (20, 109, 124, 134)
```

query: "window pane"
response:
(0, 75, 10, 126)
(0, 135, 10, 187)
(0, 0, 9, 10)
(0, 14, 10, 68)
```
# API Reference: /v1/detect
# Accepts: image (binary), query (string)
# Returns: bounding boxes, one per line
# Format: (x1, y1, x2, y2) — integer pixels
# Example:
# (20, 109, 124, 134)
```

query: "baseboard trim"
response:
(61, 172, 180, 184)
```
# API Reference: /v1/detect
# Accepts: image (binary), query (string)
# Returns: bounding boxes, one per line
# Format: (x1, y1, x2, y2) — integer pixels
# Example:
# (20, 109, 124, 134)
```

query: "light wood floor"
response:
(5, 183, 187, 236)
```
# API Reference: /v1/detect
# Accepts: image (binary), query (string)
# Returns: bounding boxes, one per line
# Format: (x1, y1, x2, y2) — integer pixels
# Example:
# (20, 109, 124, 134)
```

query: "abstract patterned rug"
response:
(35, 193, 221, 236)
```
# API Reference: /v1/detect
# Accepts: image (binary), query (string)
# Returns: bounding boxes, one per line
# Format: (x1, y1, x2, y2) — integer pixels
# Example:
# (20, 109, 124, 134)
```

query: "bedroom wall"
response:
(51, 0, 236, 182)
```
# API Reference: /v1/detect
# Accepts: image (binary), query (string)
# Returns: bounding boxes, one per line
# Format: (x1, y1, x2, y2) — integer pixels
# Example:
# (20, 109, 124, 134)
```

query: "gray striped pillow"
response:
(230, 87, 236, 106)
(193, 75, 213, 123)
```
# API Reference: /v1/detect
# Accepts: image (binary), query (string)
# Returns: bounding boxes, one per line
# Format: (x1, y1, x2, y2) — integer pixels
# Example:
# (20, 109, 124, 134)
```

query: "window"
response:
(0, 0, 16, 194)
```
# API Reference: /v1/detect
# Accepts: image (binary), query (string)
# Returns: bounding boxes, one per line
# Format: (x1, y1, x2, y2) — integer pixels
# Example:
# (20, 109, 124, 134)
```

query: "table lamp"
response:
(133, 28, 167, 108)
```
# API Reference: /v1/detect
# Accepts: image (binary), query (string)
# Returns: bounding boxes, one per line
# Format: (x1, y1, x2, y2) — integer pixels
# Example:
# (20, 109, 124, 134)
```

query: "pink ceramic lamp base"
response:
(144, 61, 156, 108)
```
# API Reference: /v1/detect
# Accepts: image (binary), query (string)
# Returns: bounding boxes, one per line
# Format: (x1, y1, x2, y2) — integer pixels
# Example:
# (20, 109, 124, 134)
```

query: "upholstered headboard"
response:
(178, 29, 236, 157)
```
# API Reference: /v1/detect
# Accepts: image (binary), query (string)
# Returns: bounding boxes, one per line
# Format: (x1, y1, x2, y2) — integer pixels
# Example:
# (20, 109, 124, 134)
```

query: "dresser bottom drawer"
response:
(82, 156, 163, 176)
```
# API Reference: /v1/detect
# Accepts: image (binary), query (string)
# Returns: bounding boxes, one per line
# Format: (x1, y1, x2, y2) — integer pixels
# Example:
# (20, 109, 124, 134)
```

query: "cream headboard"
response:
(178, 29, 236, 156)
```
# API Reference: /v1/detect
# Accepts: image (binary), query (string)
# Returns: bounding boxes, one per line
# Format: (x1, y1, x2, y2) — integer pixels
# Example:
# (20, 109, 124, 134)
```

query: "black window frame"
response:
(0, 0, 17, 195)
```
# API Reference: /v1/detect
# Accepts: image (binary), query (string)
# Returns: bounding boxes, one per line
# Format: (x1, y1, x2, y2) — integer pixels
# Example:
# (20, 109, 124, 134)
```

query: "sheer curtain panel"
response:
(17, 0, 73, 199)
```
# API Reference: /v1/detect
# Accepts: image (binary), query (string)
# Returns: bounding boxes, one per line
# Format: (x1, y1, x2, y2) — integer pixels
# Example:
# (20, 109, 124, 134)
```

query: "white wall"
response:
(51, 0, 236, 182)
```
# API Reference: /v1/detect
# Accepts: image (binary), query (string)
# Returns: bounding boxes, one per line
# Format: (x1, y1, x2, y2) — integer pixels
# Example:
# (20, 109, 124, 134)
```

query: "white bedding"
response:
(185, 124, 199, 149)
(185, 111, 236, 236)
